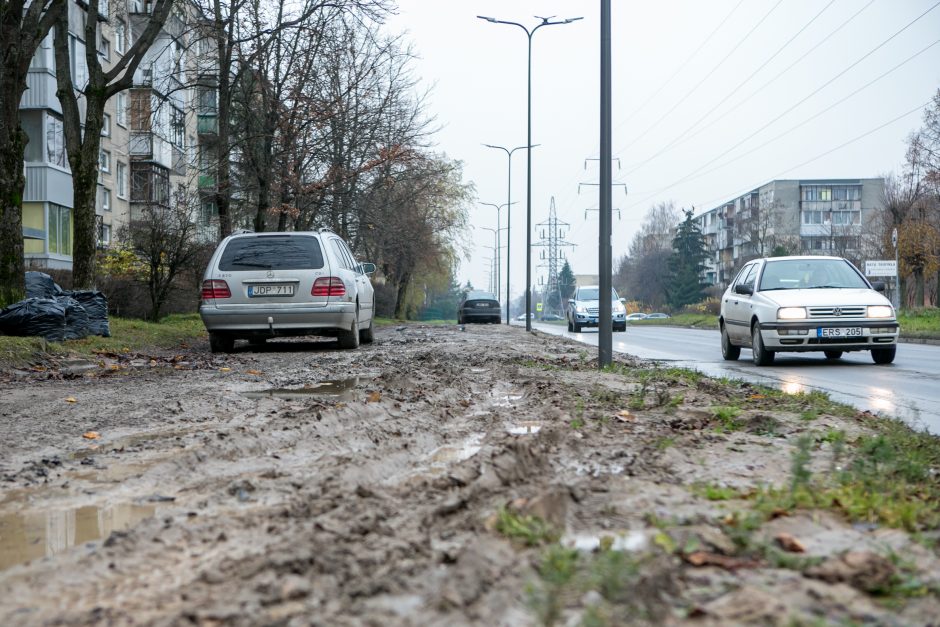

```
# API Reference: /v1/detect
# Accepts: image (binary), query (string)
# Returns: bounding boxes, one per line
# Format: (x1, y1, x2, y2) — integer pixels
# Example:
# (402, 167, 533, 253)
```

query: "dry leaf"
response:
(749, 394, 765, 400)
(683, 551, 760, 570)
(109, 364, 121, 371)
(616, 410, 635, 422)
(774, 532, 806, 553)
(65, 397, 77, 403)
(220, 367, 231, 372)
(82, 431, 100, 440)
(246, 370, 262, 376)
(367, 391, 382, 403)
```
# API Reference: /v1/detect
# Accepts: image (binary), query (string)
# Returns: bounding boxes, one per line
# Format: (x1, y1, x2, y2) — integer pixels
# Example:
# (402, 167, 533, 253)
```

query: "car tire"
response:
(209, 333, 234, 354)
(721, 324, 740, 361)
(360, 316, 375, 344)
(824, 350, 843, 360)
(567, 318, 573, 332)
(338, 316, 360, 349)
(871, 347, 896, 364)
(751, 324, 774, 366)
(573, 322, 582, 333)
(614, 324, 626, 332)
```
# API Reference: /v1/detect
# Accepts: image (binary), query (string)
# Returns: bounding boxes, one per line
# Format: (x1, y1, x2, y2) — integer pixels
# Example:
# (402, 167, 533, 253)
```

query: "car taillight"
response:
(201, 279, 231, 299)
(312, 277, 346, 297)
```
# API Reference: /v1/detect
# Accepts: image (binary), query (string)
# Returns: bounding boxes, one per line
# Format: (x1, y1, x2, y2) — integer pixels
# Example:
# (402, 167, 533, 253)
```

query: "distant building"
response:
(693, 178, 885, 287)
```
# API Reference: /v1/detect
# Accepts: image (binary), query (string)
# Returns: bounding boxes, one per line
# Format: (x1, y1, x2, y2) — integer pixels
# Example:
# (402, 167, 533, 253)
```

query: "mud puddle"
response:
(0, 502, 155, 571)
(241, 376, 373, 400)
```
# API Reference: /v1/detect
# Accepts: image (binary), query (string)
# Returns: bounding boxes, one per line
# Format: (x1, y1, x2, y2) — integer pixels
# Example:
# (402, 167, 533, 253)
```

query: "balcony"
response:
(21, 71, 61, 112)
(24, 163, 73, 207)
(129, 132, 173, 169)
(197, 113, 218, 134)
(198, 174, 217, 191)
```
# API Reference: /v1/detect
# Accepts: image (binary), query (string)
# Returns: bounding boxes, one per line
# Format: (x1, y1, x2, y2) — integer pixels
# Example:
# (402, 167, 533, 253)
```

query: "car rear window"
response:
(218, 235, 325, 271)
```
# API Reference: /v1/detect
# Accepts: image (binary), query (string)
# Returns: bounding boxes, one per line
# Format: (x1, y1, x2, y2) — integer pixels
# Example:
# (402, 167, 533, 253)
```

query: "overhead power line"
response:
(617, 0, 785, 154)
(691, 99, 931, 212)
(619, 0, 837, 176)
(626, 0, 940, 210)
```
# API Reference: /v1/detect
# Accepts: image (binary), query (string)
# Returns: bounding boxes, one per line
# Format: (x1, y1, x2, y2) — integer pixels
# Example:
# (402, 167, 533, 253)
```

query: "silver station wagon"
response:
(200, 230, 376, 353)
(719, 256, 899, 366)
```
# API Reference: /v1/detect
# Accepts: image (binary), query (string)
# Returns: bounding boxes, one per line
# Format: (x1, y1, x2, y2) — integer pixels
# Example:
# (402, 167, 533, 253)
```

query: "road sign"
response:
(536, 302, 543, 312)
(865, 260, 897, 277)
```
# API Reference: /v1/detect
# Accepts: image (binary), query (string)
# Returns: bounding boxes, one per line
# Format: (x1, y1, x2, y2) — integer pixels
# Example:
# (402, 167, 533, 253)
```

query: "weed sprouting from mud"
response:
(495, 509, 560, 547)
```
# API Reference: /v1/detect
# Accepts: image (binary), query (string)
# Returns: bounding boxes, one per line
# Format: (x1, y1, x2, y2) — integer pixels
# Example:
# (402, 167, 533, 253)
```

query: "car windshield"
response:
(465, 291, 497, 301)
(219, 235, 325, 271)
(758, 259, 868, 291)
(577, 288, 619, 301)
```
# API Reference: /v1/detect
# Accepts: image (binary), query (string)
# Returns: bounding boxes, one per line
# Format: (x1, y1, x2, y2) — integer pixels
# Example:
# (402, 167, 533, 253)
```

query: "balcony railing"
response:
(197, 113, 218, 134)
(198, 174, 217, 190)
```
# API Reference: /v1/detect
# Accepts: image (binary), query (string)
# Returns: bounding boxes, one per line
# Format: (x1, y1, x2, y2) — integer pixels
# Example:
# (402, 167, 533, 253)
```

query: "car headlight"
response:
(777, 307, 807, 320)
(613, 302, 625, 313)
(576, 305, 587, 313)
(867, 305, 894, 318)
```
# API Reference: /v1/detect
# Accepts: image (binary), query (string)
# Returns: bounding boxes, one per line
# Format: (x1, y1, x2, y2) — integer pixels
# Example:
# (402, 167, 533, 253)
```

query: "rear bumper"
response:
(200, 302, 356, 336)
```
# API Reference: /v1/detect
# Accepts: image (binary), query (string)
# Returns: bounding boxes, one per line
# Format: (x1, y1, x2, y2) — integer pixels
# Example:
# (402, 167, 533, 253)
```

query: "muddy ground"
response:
(0, 323, 938, 626)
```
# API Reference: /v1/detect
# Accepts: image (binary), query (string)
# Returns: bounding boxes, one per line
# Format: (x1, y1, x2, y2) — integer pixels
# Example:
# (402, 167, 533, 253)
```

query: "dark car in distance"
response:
(458, 291, 502, 324)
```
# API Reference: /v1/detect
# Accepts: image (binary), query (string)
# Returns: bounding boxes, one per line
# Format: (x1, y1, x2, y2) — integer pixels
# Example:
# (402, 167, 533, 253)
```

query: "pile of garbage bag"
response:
(0, 272, 111, 341)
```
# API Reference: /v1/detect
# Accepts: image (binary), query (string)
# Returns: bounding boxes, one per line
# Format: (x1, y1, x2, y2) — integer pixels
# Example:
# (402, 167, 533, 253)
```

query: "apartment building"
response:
(693, 178, 885, 288)
(20, 0, 217, 271)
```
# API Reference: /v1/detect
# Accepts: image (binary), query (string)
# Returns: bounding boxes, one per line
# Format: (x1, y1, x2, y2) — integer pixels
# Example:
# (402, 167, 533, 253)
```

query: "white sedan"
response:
(719, 256, 899, 366)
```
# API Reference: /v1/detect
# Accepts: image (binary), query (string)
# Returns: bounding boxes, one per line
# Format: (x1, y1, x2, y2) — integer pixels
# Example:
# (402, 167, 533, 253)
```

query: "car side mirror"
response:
(359, 262, 376, 275)
(734, 283, 753, 295)
(871, 280, 886, 292)
(619, 297, 626, 303)
(568, 299, 575, 305)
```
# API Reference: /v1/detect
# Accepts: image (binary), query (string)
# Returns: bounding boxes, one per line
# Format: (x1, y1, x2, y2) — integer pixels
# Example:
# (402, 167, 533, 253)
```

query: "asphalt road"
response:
(524, 321, 940, 433)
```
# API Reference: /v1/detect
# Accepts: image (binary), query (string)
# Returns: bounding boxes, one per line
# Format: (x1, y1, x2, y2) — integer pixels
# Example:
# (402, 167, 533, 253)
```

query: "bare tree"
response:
(0, 0, 65, 306)
(52, 0, 174, 289)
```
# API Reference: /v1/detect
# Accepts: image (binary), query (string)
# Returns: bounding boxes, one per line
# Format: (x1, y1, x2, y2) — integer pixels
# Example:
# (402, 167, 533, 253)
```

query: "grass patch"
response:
(711, 405, 743, 432)
(0, 314, 207, 368)
(754, 424, 940, 531)
(630, 313, 716, 328)
(897, 307, 940, 339)
(494, 509, 560, 547)
(692, 482, 745, 501)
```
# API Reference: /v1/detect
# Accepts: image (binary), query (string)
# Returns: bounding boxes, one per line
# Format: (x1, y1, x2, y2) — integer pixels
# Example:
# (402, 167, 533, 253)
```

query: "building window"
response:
(101, 187, 111, 212)
(171, 106, 185, 148)
(116, 162, 127, 198)
(48, 204, 72, 255)
(69, 36, 88, 89)
(98, 223, 111, 247)
(46, 114, 66, 167)
(99, 36, 110, 62)
(99, 149, 111, 173)
(101, 113, 111, 136)
(116, 92, 128, 127)
(115, 21, 126, 54)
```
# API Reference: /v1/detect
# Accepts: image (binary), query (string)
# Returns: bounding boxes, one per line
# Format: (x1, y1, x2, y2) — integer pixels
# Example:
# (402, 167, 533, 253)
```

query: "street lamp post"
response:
(478, 14, 582, 332)
(483, 144, 528, 325)
(479, 202, 514, 304)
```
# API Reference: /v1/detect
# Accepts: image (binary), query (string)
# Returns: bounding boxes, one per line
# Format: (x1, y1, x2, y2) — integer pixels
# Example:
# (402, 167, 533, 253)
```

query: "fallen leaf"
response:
(220, 367, 231, 372)
(367, 391, 382, 403)
(768, 508, 790, 520)
(683, 551, 760, 570)
(749, 394, 765, 400)
(774, 532, 806, 553)
(246, 369, 263, 376)
(65, 397, 77, 403)
(616, 410, 635, 422)
(82, 431, 100, 440)
(109, 364, 121, 371)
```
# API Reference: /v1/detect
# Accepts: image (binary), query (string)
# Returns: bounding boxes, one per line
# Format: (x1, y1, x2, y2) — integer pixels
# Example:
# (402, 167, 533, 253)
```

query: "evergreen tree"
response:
(558, 261, 576, 301)
(668, 210, 708, 309)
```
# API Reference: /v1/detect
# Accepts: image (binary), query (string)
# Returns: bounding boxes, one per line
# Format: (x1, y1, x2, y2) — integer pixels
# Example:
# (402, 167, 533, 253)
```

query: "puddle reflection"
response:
(242, 376, 370, 400)
(0, 503, 155, 571)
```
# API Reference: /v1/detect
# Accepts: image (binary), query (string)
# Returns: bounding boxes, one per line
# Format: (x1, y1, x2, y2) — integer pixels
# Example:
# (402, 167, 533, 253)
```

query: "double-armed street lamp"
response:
(478, 14, 582, 332)
(478, 202, 514, 314)
(482, 145, 529, 325)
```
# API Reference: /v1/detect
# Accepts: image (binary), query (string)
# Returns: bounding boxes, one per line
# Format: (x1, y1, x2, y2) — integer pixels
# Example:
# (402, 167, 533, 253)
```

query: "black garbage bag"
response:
(0, 298, 67, 341)
(25, 271, 64, 299)
(56, 296, 91, 340)
(65, 290, 110, 337)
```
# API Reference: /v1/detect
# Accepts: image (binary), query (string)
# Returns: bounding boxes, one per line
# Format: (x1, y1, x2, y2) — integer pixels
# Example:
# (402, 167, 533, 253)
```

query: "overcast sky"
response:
(384, 0, 940, 300)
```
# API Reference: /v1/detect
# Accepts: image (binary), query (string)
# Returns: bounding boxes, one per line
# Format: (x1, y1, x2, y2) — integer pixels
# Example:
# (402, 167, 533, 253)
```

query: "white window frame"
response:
(99, 36, 110, 62)
(116, 92, 127, 127)
(101, 112, 111, 137)
(102, 187, 111, 212)
(115, 21, 126, 54)
(100, 149, 111, 173)
(116, 162, 127, 198)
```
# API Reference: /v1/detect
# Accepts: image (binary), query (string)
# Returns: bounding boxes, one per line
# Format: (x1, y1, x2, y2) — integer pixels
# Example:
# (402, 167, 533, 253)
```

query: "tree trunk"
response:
(0, 91, 27, 307)
(393, 272, 411, 319)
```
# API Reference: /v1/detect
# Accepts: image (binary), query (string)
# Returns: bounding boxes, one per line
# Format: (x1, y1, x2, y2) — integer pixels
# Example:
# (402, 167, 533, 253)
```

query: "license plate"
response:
(475, 303, 489, 308)
(818, 327, 862, 338)
(248, 284, 294, 297)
